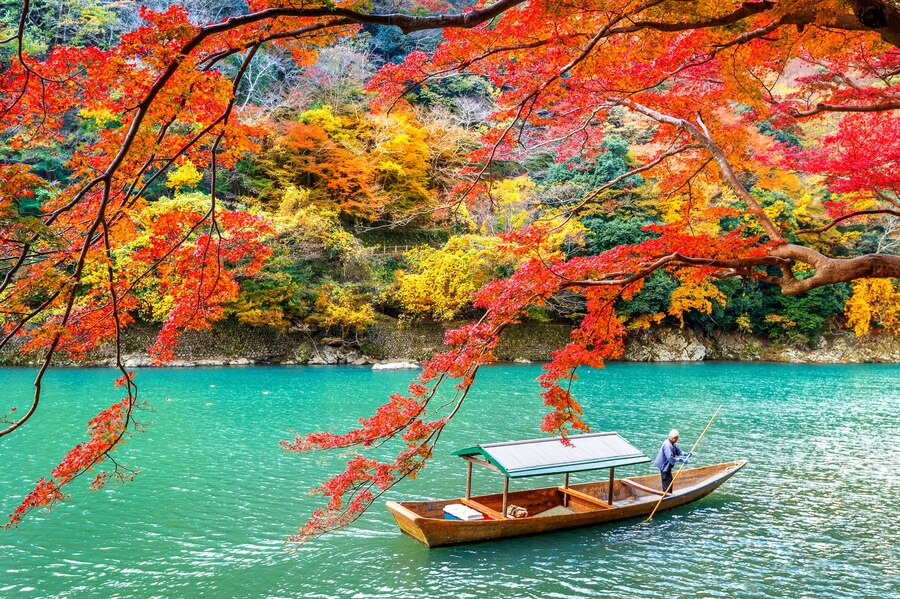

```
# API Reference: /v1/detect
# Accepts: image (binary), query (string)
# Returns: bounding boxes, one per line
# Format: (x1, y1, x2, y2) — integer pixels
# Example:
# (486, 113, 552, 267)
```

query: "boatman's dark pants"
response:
(660, 468, 673, 494)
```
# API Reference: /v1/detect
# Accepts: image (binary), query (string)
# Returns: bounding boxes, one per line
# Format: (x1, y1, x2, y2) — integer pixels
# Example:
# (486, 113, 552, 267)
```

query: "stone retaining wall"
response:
(1, 318, 896, 366)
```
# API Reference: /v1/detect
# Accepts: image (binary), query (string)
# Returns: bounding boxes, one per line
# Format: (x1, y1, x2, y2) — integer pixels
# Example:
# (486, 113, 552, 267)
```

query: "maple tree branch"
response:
(0, 242, 30, 295)
(875, 190, 900, 209)
(200, 0, 528, 36)
(0, 164, 116, 439)
(563, 244, 900, 297)
(101, 214, 138, 412)
(199, 20, 353, 71)
(797, 209, 900, 234)
(0, 289, 61, 353)
(566, 253, 791, 288)
(791, 101, 900, 117)
(0, 0, 27, 45)
(627, 102, 785, 242)
(602, 1, 900, 49)
(611, 1, 778, 35)
(770, 244, 900, 294)
(713, 17, 786, 50)
(194, 45, 258, 323)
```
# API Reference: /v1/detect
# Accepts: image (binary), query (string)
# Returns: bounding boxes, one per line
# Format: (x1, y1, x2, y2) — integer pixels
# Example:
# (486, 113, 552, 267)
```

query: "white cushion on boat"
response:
(443, 504, 484, 520)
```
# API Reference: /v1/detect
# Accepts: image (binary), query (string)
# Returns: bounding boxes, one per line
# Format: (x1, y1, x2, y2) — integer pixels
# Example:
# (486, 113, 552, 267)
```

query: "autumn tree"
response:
(2, 0, 899, 537)
(393, 234, 515, 321)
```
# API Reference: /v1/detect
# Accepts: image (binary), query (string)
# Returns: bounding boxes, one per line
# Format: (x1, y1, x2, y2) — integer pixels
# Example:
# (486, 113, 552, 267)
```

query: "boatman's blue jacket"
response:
(653, 439, 684, 471)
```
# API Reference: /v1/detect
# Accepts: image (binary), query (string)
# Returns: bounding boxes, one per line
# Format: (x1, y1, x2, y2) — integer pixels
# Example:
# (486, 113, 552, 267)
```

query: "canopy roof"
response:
(452, 432, 650, 478)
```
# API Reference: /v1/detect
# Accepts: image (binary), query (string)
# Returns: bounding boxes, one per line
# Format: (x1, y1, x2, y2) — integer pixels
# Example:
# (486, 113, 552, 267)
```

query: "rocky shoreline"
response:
(0, 318, 897, 367)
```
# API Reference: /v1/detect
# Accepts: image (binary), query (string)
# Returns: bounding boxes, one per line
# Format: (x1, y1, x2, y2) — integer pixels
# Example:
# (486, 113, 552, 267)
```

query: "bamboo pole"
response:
(644, 404, 722, 523)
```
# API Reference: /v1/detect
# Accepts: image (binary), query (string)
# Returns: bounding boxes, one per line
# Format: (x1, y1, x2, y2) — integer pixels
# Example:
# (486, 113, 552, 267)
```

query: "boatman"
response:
(653, 429, 691, 494)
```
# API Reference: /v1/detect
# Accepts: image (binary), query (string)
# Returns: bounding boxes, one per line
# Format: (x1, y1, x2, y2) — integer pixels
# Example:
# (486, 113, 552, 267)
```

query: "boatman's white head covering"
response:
(668, 429, 679, 439)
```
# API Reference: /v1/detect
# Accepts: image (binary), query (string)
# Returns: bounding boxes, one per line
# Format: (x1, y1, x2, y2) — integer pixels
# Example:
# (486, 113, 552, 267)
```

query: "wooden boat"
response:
(386, 432, 746, 548)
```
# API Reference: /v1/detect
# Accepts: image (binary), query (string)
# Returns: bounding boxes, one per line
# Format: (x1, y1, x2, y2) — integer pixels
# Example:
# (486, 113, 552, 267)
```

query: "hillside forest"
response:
(3, 1, 898, 353)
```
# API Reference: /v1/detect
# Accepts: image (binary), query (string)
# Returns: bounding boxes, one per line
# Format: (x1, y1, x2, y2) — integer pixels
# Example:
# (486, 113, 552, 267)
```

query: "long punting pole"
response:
(644, 404, 723, 523)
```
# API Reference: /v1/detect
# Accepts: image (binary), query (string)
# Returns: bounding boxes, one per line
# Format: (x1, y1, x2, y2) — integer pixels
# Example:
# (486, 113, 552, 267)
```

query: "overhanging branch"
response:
(562, 246, 900, 296)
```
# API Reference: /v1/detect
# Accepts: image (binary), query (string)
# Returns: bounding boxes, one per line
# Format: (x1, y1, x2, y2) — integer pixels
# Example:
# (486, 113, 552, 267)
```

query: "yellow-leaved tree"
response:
(306, 283, 376, 338)
(668, 279, 727, 327)
(844, 279, 900, 336)
(371, 111, 433, 215)
(165, 160, 204, 191)
(394, 235, 515, 321)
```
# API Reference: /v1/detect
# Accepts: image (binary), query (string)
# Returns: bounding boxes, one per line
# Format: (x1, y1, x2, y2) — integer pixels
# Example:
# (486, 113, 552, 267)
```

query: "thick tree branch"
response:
(563, 245, 900, 297)
(849, 0, 900, 47)
(797, 209, 900, 234)
(201, 0, 528, 36)
(565, 252, 791, 288)
(771, 244, 900, 294)
(792, 101, 900, 117)
(610, 0, 777, 34)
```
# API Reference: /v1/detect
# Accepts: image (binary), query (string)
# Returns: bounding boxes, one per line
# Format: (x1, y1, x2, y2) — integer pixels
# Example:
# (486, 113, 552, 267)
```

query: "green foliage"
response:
(541, 135, 641, 193)
(410, 75, 495, 112)
(777, 286, 850, 341)
(757, 119, 801, 148)
(695, 279, 851, 343)
(1, 0, 122, 50)
(753, 189, 798, 234)
(617, 271, 677, 318)
(581, 216, 659, 254)
(365, 24, 441, 66)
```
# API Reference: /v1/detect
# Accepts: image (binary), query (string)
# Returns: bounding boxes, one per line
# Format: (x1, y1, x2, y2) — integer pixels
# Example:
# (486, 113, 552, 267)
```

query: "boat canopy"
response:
(452, 432, 650, 478)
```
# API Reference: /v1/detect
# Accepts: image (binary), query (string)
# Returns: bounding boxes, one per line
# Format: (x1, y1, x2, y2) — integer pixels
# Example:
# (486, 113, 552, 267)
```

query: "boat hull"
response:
(386, 460, 747, 547)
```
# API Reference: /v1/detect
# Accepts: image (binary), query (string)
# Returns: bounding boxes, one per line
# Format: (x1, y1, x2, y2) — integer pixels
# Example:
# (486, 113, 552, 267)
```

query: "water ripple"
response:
(0, 363, 897, 598)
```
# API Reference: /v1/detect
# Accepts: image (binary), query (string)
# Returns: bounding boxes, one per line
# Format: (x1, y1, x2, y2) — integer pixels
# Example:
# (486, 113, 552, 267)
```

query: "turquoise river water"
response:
(0, 363, 898, 598)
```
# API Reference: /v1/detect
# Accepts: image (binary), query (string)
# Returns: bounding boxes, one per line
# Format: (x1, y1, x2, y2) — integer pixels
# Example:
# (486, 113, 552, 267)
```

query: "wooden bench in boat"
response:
(557, 486, 613, 509)
(459, 498, 507, 520)
(620, 478, 666, 496)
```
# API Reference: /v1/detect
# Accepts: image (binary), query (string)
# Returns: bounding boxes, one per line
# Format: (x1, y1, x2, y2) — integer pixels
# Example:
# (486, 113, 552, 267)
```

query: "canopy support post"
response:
(608, 467, 615, 505)
(465, 461, 473, 499)
(563, 473, 569, 507)
(502, 476, 509, 516)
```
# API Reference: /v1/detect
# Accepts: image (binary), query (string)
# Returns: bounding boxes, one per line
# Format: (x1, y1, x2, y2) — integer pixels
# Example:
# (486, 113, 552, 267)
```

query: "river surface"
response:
(0, 363, 898, 598)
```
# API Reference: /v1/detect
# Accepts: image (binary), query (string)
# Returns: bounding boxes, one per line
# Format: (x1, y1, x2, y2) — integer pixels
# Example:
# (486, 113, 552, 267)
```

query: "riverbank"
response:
(1, 317, 897, 366)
